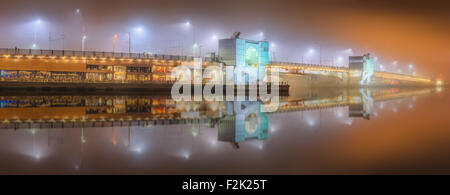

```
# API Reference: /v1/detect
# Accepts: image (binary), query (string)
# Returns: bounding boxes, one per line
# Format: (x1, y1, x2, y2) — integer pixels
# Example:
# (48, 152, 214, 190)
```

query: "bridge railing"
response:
(269, 61, 348, 70)
(0, 48, 219, 62)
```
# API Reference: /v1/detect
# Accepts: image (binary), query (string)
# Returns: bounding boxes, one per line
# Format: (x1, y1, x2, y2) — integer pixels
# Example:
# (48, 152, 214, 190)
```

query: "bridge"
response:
(269, 61, 434, 86)
(0, 48, 437, 88)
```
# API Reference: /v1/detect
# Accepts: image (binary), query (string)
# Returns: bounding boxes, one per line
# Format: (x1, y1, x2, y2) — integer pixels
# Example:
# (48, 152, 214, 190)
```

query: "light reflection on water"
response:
(0, 87, 447, 174)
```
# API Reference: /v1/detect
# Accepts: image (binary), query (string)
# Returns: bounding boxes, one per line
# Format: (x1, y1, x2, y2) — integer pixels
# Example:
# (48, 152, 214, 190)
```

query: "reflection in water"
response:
(0, 87, 444, 174)
(218, 101, 268, 148)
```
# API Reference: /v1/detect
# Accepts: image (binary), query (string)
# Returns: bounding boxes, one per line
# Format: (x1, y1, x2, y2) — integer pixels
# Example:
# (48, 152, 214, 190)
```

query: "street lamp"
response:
(81, 35, 87, 52)
(193, 43, 202, 58)
(128, 27, 145, 54)
(337, 56, 343, 66)
(185, 21, 197, 55)
(270, 43, 277, 61)
(112, 34, 118, 53)
(31, 19, 44, 49)
(307, 48, 320, 64)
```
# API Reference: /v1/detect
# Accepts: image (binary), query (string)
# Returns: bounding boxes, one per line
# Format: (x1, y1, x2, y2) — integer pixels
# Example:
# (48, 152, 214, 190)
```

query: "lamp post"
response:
(127, 27, 145, 54)
(112, 34, 118, 53)
(185, 21, 198, 57)
(33, 19, 42, 49)
(81, 35, 87, 52)
(128, 32, 131, 54)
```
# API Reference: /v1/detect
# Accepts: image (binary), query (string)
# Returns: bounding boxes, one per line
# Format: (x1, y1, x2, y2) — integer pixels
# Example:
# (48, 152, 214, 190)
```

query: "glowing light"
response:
(437, 80, 443, 86)
(408, 64, 414, 69)
(136, 27, 143, 33)
(132, 147, 143, 154)
(306, 119, 315, 127)
(337, 56, 343, 62)
(345, 119, 353, 126)
(181, 151, 190, 159)
(258, 143, 263, 150)
(212, 35, 218, 40)
(36, 19, 41, 25)
(345, 48, 353, 55)
(270, 43, 276, 49)
(308, 49, 315, 54)
(76, 9, 80, 14)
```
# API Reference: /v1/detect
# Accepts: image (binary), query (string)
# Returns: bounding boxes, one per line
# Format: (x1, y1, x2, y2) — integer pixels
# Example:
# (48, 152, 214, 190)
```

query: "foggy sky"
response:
(0, 0, 449, 78)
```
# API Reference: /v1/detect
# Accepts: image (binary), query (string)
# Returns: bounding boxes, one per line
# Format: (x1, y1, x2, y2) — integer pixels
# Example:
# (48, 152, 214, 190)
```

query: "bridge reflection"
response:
(0, 87, 438, 148)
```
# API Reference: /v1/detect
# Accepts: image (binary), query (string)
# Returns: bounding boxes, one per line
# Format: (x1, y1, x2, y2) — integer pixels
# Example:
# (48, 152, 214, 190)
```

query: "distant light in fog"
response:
(76, 9, 80, 14)
(345, 48, 353, 55)
(270, 43, 276, 49)
(36, 19, 41, 25)
(308, 49, 315, 54)
(306, 119, 316, 127)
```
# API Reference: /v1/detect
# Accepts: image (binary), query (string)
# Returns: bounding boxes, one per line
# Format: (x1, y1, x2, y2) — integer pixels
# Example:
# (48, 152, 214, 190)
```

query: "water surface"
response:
(0, 87, 447, 174)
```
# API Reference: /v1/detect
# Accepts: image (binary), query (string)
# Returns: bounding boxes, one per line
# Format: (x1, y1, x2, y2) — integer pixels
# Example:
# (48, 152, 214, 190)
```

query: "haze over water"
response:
(0, 86, 446, 174)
